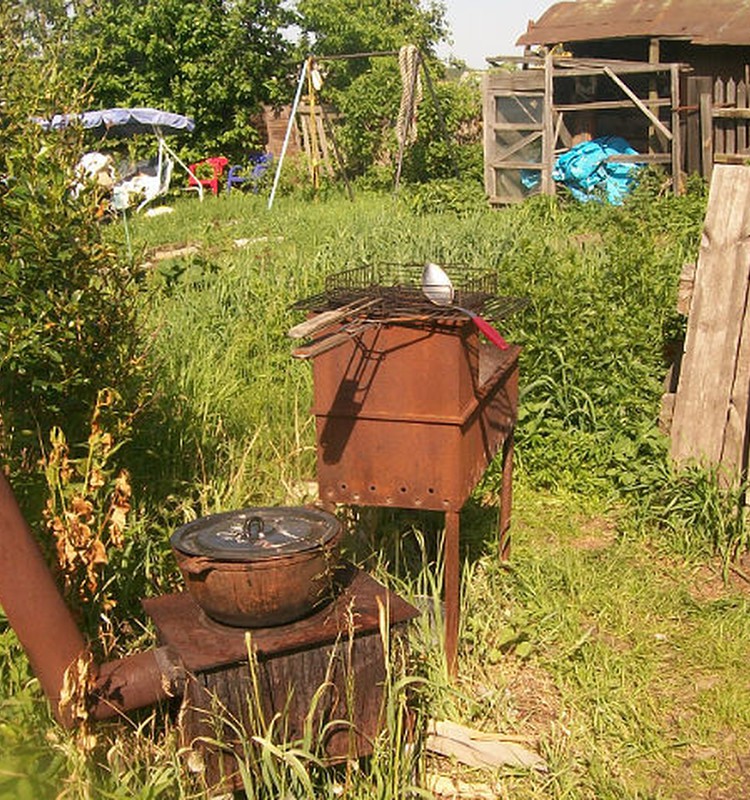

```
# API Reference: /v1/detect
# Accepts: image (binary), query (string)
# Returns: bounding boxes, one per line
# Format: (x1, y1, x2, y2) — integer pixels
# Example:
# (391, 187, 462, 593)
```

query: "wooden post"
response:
(726, 78, 738, 157)
(714, 77, 726, 156)
(541, 50, 555, 196)
(482, 73, 496, 201)
(648, 37, 661, 154)
(686, 77, 701, 174)
(737, 78, 748, 154)
(700, 92, 714, 180)
(671, 63, 682, 195)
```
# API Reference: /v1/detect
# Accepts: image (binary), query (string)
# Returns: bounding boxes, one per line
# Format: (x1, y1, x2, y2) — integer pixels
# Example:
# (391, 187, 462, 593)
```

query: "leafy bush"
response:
(0, 19, 141, 467)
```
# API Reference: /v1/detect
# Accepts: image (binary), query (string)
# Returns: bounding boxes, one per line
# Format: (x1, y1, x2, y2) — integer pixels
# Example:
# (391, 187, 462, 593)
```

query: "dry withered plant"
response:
(42, 388, 132, 629)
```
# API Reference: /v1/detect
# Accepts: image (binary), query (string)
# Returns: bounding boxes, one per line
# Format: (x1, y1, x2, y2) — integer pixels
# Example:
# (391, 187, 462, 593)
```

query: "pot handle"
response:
(179, 555, 216, 576)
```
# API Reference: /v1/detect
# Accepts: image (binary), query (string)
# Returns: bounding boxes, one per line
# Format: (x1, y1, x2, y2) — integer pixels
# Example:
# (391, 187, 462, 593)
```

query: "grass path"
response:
(431, 486, 750, 799)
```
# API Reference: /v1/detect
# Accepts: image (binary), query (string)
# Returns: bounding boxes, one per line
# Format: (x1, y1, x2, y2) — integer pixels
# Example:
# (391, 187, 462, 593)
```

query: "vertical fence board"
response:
(738, 80, 748, 152)
(700, 92, 714, 179)
(671, 64, 682, 192)
(670, 164, 750, 484)
(714, 78, 726, 154)
(686, 77, 702, 173)
(726, 78, 737, 154)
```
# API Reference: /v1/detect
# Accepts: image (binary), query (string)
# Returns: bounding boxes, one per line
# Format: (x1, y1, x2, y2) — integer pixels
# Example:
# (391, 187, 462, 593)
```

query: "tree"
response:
(59, 0, 296, 160)
(296, 0, 447, 65)
(293, 0, 483, 185)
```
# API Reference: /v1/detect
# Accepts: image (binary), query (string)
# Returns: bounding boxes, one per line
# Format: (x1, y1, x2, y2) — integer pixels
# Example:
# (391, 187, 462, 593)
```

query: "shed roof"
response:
(517, 0, 750, 47)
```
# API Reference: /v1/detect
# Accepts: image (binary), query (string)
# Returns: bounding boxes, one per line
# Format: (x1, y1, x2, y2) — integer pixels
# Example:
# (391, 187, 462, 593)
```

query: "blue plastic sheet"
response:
(552, 136, 643, 204)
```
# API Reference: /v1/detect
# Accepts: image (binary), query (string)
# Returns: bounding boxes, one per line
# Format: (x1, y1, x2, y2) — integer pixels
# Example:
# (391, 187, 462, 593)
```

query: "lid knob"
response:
(240, 515, 264, 543)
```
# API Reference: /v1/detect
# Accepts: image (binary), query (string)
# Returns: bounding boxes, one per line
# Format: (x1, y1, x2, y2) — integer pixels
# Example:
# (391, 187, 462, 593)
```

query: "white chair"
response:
(112, 143, 175, 212)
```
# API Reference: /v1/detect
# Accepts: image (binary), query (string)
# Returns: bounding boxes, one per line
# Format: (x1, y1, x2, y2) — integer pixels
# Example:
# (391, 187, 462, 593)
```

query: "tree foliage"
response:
(296, 0, 447, 68)
(292, 0, 482, 185)
(56, 0, 296, 160)
(0, 8, 140, 461)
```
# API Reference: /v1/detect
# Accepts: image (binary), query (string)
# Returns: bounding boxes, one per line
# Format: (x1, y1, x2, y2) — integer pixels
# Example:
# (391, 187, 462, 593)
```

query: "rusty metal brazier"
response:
(170, 506, 344, 627)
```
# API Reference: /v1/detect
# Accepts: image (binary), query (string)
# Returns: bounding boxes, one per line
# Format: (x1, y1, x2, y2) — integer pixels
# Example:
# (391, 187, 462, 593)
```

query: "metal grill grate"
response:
(294, 263, 528, 323)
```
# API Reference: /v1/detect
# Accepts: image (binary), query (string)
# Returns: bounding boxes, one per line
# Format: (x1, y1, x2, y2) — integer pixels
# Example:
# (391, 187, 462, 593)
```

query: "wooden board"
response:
(670, 164, 750, 480)
(143, 565, 418, 672)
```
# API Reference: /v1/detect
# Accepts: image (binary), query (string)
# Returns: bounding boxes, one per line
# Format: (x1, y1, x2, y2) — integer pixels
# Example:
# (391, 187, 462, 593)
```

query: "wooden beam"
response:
(554, 99, 671, 112)
(713, 107, 750, 119)
(671, 63, 682, 194)
(603, 66, 673, 141)
(714, 153, 750, 164)
(649, 37, 661, 154)
(700, 92, 714, 180)
(489, 123, 544, 132)
(541, 50, 555, 196)
(492, 131, 543, 162)
(604, 153, 671, 163)
(488, 160, 547, 170)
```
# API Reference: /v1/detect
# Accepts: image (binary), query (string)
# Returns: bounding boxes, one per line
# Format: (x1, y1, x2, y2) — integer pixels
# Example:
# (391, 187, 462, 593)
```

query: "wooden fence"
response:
(689, 72, 750, 177)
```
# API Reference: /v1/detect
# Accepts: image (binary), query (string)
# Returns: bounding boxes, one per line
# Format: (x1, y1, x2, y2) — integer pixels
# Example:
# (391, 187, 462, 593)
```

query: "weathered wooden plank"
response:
(714, 78, 726, 154)
(726, 78, 737, 155)
(603, 66, 672, 140)
(481, 73, 496, 200)
(721, 288, 750, 478)
(686, 77, 702, 174)
(700, 92, 714, 180)
(659, 392, 676, 434)
(677, 262, 696, 316)
(490, 131, 543, 163)
(671, 63, 682, 194)
(714, 153, 750, 164)
(542, 51, 555, 195)
(713, 107, 750, 120)
(670, 165, 750, 480)
(604, 153, 671, 163)
(554, 99, 671, 112)
(738, 79, 749, 152)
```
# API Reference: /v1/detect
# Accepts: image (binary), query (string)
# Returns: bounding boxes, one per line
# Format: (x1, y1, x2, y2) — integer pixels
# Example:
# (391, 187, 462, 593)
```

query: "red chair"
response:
(188, 156, 229, 196)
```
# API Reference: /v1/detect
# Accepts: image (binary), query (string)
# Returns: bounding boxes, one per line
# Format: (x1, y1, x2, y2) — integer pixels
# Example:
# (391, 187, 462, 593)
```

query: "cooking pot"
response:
(170, 506, 345, 627)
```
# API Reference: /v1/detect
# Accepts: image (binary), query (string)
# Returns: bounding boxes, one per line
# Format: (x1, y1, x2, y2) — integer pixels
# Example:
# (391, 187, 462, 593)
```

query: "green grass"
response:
(3, 182, 750, 798)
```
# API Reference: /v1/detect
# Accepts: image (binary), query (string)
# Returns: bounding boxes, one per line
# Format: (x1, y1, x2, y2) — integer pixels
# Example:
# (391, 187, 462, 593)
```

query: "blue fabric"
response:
(552, 136, 642, 204)
(42, 108, 195, 138)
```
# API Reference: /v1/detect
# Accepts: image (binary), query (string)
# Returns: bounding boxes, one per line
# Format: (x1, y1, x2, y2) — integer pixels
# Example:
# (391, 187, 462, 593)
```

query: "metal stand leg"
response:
(499, 430, 514, 562)
(444, 509, 460, 676)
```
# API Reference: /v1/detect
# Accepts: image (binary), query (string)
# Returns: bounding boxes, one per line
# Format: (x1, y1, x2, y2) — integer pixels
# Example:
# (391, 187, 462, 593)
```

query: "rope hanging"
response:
(396, 44, 422, 147)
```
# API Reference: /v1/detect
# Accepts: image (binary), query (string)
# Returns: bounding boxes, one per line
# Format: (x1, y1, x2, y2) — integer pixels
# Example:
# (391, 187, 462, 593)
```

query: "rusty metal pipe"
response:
(0, 473, 184, 727)
(90, 646, 185, 721)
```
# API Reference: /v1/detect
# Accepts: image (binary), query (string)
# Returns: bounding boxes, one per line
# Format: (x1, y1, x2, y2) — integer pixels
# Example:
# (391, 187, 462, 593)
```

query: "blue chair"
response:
(226, 152, 274, 194)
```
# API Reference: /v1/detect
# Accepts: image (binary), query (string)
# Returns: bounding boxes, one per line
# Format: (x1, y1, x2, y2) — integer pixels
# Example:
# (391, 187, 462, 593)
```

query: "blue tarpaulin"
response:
(521, 136, 644, 204)
(552, 136, 643, 204)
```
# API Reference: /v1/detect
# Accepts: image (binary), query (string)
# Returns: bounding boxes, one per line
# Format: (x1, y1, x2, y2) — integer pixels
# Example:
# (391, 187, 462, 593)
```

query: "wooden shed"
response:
(483, 0, 750, 203)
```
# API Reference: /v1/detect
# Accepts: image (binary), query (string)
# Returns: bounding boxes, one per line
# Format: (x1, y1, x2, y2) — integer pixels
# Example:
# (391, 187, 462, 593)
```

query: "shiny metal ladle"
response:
(421, 262, 510, 350)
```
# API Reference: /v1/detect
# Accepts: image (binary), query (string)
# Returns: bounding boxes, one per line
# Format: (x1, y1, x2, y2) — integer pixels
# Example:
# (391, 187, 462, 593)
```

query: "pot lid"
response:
(170, 506, 342, 561)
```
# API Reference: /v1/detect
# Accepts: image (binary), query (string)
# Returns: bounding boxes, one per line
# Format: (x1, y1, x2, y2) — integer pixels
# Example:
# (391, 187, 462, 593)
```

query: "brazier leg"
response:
(444, 509, 460, 676)
(499, 430, 514, 562)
